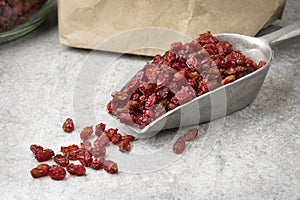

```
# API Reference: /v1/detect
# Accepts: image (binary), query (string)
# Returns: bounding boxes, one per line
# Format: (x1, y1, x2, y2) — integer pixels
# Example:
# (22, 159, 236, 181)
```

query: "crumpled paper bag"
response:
(58, 0, 286, 56)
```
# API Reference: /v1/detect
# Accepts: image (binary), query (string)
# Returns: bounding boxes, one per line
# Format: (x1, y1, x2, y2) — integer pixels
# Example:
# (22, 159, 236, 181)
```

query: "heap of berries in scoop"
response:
(107, 32, 266, 128)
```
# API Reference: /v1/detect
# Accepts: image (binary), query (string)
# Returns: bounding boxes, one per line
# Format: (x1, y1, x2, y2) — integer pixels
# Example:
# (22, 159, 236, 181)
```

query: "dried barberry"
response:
(94, 134, 110, 148)
(77, 149, 93, 167)
(61, 144, 79, 160)
(173, 136, 186, 154)
(90, 158, 105, 170)
(30, 164, 50, 178)
(121, 135, 135, 142)
(184, 128, 198, 141)
(65, 149, 78, 161)
(111, 133, 122, 145)
(61, 144, 79, 154)
(105, 128, 118, 140)
(80, 126, 93, 141)
(221, 75, 236, 85)
(95, 123, 106, 137)
(80, 140, 92, 152)
(49, 165, 66, 181)
(54, 154, 69, 167)
(107, 101, 113, 114)
(119, 113, 134, 125)
(62, 118, 74, 133)
(103, 160, 118, 174)
(30, 144, 43, 155)
(35, 149, 54, 162)
(92, 146, 106, 158)
(119, 140, 131, 152)
(66, 164, 86, 176)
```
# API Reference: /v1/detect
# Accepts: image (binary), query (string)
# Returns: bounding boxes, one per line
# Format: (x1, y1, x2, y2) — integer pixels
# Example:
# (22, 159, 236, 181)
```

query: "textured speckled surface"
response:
(0, 0, 299, 199)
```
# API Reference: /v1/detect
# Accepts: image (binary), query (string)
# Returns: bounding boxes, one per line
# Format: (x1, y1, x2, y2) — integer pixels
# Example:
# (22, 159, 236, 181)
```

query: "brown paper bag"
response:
(58, 0, 286, 56)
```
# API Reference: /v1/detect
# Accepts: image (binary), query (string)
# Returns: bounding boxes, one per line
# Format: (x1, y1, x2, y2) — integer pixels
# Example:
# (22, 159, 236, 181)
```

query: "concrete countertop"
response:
(0, 0, 299, 199)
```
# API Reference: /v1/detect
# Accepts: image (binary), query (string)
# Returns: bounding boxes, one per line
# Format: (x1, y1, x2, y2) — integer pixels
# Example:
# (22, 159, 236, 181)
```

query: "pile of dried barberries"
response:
(30, 119, 135, 181)
(107, 32, 266, 128)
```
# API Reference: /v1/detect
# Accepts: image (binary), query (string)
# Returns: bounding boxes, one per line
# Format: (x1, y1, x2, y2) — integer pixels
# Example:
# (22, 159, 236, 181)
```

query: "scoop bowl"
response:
(112, 22, 300, 135)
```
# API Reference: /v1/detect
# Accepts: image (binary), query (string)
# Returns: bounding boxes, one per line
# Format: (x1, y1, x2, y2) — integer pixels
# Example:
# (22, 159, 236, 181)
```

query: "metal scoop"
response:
(113, 22, 300, 135)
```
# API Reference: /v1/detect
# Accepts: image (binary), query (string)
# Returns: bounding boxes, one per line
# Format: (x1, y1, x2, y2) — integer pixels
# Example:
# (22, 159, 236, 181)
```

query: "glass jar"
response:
(0, 0, 55, 44)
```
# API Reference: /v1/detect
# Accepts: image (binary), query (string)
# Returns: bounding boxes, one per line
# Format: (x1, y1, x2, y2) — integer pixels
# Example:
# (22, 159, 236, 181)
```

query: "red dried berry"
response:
(30, 164, 50, 178)
(90, 158, 105, 170)
(37, 163, 50, 171)
(173, 137, 186, 154)
(103, 160, 118, 174)
(35, 149, 55, 162)
(170, 42, 183, 52)
(118, 140, 131, 152)
(54, 154, 69, 167)
(153, 55, 163, 63)
(258, 61, 266, 68)
(77, 149, 93, 167)
(66, 164, 86, 176)
(62, 118, 74, 133)
(221, 75, 235, 85)
(80, 126, 93, 141)
(61, 144, 79, 160)
(80, 140, 92, 152)
(184, 128, 198, 141)
(61, 144, 79, 154)
(111, 133, 122, 145)
(30, 169, 46, 179)
(65, 150, 78, 161)
(95, 123, 106, 137)
(30, 144, 43, 154)
(107, 101, 113, 114)
(145, 93, 157, 110)
(119, 113, 134, 125)
(105, 128, 118, 140)
(94, 134, 110, 148)
(49, 165, 66, 181)
(121, 135, 136, 142)
(92, 146, 106, 158)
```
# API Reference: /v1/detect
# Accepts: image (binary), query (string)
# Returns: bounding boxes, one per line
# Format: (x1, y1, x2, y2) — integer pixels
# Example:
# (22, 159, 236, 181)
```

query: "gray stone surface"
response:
(0, 0, 299, 199)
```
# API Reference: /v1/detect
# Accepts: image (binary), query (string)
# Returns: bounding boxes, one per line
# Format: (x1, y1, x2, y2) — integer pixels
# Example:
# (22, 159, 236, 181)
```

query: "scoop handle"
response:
(260, 21, 300, 45)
